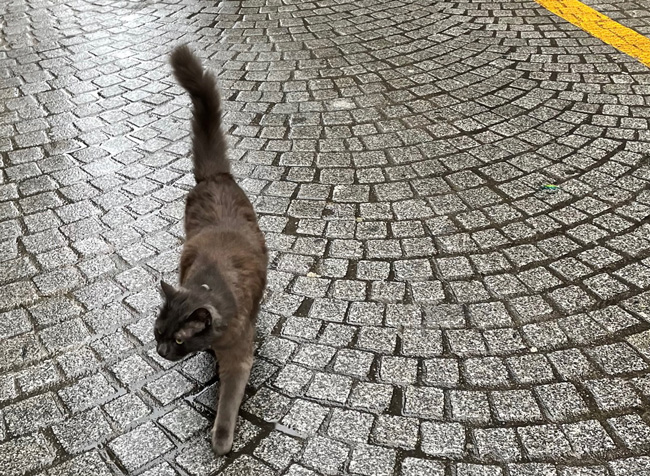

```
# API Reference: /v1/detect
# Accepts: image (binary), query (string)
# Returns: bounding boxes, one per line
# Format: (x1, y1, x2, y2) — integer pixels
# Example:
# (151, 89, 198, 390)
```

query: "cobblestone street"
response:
(2, 0, 650, 475)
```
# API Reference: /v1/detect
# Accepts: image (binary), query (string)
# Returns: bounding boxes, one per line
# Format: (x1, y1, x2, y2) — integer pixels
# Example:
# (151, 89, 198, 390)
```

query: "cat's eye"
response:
(175, 339, 183, 345)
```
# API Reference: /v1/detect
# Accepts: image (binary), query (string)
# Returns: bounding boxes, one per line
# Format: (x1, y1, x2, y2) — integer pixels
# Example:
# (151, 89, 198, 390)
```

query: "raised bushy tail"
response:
(170, 45, 229, 180)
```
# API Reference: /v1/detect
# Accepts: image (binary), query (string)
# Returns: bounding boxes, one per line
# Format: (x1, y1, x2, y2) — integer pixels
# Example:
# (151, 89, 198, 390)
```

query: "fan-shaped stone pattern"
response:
(0, 0, 649, 475)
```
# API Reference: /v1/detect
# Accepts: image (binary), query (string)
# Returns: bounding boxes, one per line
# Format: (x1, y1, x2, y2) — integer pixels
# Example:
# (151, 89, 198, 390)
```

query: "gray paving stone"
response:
(473, 427, 522, 462)
(273, 363, 313, 396)
(421, 422, 466, 458)
(403, 385, 444, 419)
(586, 342, 648, 374)
(39, 318, 89, 353)
(326, 408, 373, 443)
(372, 414, 419, 450)
(464, 357, 510, 387)
(103, 393, 151, 430)
(548, 349, 597, 380)
(137, 463, 178, 476)
(15, 359, 61, 394)
(284, 464, 318, 476)
(305, 372, 353, 403)
(4, 392, 64, 436)
(293, 343, 337, 368)
(506, 354, 555, 385)
(455, 464, 503, 476)
(27, 296, 83, 328)
(401, 328, 443, 356)
(158, 403, 210, 442)
(0, 433, 56, 476)
(231, 417, 263, 452)
(507, 463, 558, 476)
(450, 390, 491, 424)
(423, 357, 460, 387)
(144, 370, 194, 405)
(0, 309, 32, 339)
(535, 383, 590, 422)
(518, 424, 573, 460)
(401, 458, 445, 476)
(349, 444, 396, 476)
(301, 436, 349, 475)
(348, 382, 394, 414)
(426, 304, 466, 329)
(280, 399, 328, 436)
(558, 468, 607, 476)
(379, 356, 418, 385)
(52, 407, 113, 454)
(356, 326, 397, 353)
(561, 420, 616, 457)
(46, 451, 113, 476)
(58, 373, 117, 413)
(253, 431, 303, 470)
(108, 422, 174, 472)
(56, 346, 100, 379)
(491, 390, 543, 423)
(219, 455, 273, 476)
(585, 378, 642, 412)
(332, 349, 374, 378)
(447, 329, 488, 356)
(175, 439, 224, 476)
(0, 374, 18, 404)
(608, 457, 650, 476)
(242, 387, 292, 424)
(607, 414, 650, 451)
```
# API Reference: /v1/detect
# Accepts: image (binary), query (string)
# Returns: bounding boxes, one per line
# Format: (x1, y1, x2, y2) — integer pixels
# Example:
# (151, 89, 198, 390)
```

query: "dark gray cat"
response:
(155, 45, 267, 456)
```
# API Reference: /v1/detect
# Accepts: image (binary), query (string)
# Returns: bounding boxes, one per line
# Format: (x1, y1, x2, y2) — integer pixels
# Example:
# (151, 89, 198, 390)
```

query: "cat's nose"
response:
(157, 343, 168, 358)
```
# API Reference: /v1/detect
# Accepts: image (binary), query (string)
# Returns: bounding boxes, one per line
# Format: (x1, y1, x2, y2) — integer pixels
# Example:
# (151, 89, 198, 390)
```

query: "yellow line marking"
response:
(535, 0, 650, 68)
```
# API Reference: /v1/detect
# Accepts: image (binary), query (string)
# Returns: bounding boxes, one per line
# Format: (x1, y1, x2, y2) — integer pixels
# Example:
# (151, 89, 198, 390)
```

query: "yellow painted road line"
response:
(535, 0, 650, 68)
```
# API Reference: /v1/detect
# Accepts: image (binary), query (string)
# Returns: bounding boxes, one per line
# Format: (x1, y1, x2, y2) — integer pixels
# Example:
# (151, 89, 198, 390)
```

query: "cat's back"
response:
(184, 174, 259, 237)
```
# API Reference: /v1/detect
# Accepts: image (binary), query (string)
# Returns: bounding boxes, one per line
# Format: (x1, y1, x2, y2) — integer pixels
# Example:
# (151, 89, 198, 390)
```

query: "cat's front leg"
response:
(211, 352, 252, 456)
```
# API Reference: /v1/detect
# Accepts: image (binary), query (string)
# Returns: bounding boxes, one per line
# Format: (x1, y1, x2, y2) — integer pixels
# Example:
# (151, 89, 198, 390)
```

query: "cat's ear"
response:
(160, 280, 176, 300)
(177, 308, 212, 340)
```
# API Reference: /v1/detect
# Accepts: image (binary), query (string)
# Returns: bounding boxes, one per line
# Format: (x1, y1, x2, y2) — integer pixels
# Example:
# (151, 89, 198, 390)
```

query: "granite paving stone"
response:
(518, 424, 573, 460)
(300, 436, 349, 475)
(473, 427, 522, 463)
(0, 433, 56, 476)
(51, 407, 114, 454)
(108, 422, 175, 472)
(349, 444, 397, 476)
(57, 373, 117, 413)
(421, 422, 466, 458)
(175, 439, 224, 476)
(3, 392, 64, 436)
(158, 403, 210, 443)
(561, 420, 616, 457)
(253, 431, 303, 470)
(607, 414, 650, 451)
(401, 458, 446, 476)
(45, 451, 113, 476)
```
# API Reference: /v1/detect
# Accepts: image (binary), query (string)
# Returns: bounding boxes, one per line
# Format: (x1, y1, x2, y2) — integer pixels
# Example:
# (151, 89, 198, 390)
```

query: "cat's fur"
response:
(155, 45, 267, 456)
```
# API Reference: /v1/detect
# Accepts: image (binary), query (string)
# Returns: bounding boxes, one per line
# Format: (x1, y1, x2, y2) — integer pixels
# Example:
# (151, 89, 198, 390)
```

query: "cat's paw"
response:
(211, 426, 233, 456)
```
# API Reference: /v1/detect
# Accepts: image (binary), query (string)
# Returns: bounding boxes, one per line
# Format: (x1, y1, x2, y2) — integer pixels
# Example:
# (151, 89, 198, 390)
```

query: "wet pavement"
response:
(1, 0, 650, 475)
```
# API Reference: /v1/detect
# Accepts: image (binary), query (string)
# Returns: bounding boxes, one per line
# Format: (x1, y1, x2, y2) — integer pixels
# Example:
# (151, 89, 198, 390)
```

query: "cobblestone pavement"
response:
(1, 0, 650, 475)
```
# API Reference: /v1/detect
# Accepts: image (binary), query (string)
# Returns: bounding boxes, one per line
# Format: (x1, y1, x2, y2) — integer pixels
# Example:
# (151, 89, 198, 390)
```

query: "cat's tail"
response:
(170, 45, 230, 180)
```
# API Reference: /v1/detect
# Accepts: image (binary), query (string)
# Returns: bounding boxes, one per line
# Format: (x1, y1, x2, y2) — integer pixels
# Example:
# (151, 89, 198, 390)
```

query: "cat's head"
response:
(154, 280, 228, 361)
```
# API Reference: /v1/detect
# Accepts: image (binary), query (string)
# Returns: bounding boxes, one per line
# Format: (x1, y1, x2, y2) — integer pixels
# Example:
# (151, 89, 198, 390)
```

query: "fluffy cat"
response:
(155, 45, 268, 456)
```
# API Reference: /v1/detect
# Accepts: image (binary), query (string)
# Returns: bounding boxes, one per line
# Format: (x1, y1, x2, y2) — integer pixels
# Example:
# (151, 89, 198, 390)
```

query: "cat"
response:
(154, 44, 268, 456)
